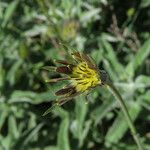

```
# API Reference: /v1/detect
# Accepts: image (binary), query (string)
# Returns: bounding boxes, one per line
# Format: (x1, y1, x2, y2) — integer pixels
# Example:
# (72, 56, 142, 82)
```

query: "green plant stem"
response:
(107, 83, 143, 150)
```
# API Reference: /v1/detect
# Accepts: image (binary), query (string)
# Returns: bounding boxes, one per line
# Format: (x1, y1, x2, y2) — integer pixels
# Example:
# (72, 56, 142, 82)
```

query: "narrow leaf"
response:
(2, 0, 19, 27)
(125, 38, 150, 78)
(57, 118, 70, 150)
(105, 102, 141, 144)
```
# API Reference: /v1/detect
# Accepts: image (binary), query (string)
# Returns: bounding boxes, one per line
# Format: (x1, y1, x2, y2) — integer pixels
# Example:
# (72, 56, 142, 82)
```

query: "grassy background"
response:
(0, 0, 150, 150)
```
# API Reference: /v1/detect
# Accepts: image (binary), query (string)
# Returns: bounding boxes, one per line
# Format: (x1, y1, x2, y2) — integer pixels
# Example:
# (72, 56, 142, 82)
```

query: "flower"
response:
(43, 51, 107, 115)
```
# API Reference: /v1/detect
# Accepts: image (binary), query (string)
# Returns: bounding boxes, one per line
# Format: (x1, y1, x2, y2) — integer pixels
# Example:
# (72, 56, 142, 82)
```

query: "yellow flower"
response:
(59, 20, 79, 41)
(43, 52, 107, 115)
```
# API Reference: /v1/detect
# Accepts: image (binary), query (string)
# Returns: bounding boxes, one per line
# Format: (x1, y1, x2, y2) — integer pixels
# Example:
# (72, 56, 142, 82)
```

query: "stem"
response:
(107, 83, 143, 150)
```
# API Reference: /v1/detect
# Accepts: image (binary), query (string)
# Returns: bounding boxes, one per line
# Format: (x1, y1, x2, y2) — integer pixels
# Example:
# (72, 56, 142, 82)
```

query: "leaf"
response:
(138, 90, 150, 110)
(103, 59, 117, 80)
(0, 110, 8, 131)
(13, 123, 44, 149)
(141, 90, 150, 102)
(8, 115, 19, 139)
(74, 96, 88, 147)
(0, 66, 5, 89)
(133, 38, 150, 68)
(24, 25, 48, 37)
(9, 90, 57, 104)
(105, 102, 141, 145)
(9, 90, 37, 104)
(44, 146, 59, 150)
(140, 0, 150, 8)
(101, 38, 125, 79)
(78, 120, 92, 148)
(2, 0, 19, 27)
(6, 59, 22, 85)
(125, 38, 150, 78)
(75, 96, 88, 135)
(23, 123, 44, 146)
(100, 33, 118, 42)
(91, 98, 116, 125)
(0, 135, 11, 150)
(57, 118, 70, 150)
(135, 75, 150, 88)
(80, 8, 101, 23)
(91, 49, 103, 64)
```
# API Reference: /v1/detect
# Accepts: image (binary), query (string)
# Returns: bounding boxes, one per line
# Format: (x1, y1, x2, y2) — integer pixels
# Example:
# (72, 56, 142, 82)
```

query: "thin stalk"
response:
(107, 83, 143, 150)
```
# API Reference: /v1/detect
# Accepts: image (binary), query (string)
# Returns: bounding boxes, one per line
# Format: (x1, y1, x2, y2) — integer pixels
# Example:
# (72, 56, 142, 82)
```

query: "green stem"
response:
(107, 83, 143, 150)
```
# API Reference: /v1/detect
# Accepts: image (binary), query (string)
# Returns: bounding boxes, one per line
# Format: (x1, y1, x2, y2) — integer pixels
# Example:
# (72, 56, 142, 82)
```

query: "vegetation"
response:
(0, 0, 150, 150)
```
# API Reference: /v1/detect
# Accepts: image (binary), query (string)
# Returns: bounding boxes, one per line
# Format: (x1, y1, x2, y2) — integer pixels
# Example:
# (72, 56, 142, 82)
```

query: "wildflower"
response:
(59, 20, 79, 41)
(43, 51, 107, 115)
(43, 52, 144, 150)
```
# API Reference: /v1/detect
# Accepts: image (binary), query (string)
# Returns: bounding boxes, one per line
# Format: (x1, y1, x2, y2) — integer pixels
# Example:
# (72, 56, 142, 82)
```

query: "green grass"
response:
(0, 0, 150, 150)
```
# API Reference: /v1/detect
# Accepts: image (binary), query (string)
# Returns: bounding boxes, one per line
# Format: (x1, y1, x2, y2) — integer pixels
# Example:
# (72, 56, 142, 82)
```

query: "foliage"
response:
(0, 0, 150, 150)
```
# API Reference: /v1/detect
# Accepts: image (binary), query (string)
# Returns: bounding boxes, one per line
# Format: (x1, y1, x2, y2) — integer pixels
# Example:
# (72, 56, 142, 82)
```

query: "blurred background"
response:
(0, 0, 150, 150)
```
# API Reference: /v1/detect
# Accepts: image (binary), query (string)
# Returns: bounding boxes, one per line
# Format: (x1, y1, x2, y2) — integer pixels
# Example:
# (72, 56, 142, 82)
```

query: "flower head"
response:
(43, 51, 107, 115)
